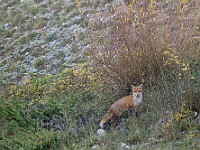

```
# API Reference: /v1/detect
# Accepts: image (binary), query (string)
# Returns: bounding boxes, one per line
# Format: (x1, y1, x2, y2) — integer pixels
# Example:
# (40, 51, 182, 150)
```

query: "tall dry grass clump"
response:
(87, 0, 200, 110)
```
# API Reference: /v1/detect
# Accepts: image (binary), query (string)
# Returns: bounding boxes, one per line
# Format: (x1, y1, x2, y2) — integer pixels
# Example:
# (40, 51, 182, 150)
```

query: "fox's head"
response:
(131, 84, 142, 98)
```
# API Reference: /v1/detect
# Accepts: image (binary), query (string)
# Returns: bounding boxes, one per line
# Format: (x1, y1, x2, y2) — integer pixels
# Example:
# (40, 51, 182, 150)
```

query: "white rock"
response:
(97, 129, 106, 137)
(91, 144, 100, 149)
(121, 143, 130, 149)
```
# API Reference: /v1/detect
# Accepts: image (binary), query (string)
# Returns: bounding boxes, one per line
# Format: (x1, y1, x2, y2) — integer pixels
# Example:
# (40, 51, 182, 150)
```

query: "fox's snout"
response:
(135, 93, 140, 97)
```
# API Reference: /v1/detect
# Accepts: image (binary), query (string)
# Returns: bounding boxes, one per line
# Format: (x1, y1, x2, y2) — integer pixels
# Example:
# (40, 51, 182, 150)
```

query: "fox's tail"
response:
(99, 109, 114, 128)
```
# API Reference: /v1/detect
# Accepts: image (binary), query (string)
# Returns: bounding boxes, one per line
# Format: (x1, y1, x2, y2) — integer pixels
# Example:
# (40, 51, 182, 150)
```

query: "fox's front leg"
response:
(132, 106, 139, 118)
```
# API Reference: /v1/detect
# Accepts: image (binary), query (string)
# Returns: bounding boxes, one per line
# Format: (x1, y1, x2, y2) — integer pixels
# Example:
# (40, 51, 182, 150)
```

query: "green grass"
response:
(0, 62, 199, 149)
(0, 77, 199, 149)
(0, 88, 103, 149)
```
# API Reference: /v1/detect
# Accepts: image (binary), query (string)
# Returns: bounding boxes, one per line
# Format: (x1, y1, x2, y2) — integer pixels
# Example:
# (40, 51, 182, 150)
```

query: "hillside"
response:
(0, 0, 91, 83)
(0, 0, 200, 149)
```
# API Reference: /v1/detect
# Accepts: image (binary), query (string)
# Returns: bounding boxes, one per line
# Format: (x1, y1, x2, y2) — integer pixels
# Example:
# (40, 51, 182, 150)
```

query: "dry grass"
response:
(88, 0, 200, 110)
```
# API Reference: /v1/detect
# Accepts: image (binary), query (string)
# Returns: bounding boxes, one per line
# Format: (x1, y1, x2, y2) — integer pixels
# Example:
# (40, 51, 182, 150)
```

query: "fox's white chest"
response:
(133, 94, 142, 106)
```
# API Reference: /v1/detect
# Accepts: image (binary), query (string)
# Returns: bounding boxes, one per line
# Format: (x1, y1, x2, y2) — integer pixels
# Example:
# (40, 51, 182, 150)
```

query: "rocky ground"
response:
(0, 0, 94, 83)
(0, 0, 130, 84)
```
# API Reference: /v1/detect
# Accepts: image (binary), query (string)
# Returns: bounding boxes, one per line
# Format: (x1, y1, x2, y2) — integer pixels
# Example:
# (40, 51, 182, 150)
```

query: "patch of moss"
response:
(32, 47, 46, 57)
(45, 33, 57, 42)
(18, 35, 30, 45)
(33, 18, 47, 29)
(33, 57, 45, 69)
(4, 28, 16, 38)
(29, 6, 40, 16)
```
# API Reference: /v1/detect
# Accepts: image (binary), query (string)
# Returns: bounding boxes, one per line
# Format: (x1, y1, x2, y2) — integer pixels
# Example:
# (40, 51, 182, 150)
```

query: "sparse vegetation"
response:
(33, 57, 45, 69)
(0, 0, 199, 149)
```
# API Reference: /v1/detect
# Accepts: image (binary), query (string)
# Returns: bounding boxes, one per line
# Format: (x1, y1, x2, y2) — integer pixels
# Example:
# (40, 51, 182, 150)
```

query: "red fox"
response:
(99, 84, 143, 128)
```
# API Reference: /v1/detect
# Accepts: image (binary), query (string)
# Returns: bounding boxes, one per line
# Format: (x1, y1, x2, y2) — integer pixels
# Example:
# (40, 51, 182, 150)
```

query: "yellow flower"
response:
(178, 73, 182, 79)
(163, 51, 170, 55)
(175, 59, 181, 64)
(186, 133, 195, 139)
(182, 63, 189, 67)
(182, 67, 188, 71)
(23, 78, 30, 84)
(191, 76, 195, 80)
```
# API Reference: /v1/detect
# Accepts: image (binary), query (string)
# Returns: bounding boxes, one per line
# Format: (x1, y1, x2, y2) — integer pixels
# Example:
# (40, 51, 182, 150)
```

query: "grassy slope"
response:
(0, 0, 89, 82)
(0, 69, 199, 149)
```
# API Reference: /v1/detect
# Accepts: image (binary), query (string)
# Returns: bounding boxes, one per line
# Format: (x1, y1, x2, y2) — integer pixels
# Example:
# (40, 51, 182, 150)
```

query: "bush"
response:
(88, 0, 200, 110)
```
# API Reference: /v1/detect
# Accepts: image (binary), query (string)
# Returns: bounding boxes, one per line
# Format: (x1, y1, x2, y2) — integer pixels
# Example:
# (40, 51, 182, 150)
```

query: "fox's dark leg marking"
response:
(135, 111, 139, 118)
(111, 115, 119, 128)
(132, 106, 139, 118)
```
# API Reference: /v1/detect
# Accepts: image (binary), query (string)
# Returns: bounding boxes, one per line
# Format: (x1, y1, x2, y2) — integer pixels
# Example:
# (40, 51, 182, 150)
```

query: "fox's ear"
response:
(131, 85, 135, 89)
(139, 84, 143, 88)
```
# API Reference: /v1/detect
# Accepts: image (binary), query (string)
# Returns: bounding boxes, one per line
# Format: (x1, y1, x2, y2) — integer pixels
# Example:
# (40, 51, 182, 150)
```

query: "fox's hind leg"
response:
(111, 115, 119, 128)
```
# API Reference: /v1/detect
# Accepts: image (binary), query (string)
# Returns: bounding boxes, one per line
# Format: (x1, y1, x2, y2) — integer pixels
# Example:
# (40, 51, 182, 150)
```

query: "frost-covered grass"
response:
(0, 0, 87, 82)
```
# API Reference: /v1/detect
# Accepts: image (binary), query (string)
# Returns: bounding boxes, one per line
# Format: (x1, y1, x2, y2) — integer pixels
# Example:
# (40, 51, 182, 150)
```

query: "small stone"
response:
(121, 143, 130, 149)
(4, 23, 11, 30)
(91, 144, 100, 149)
(97, 129, 106, 137)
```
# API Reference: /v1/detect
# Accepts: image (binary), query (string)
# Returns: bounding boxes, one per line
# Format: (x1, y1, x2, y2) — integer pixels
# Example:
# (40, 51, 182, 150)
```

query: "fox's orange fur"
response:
(99, 84, 143, 128)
